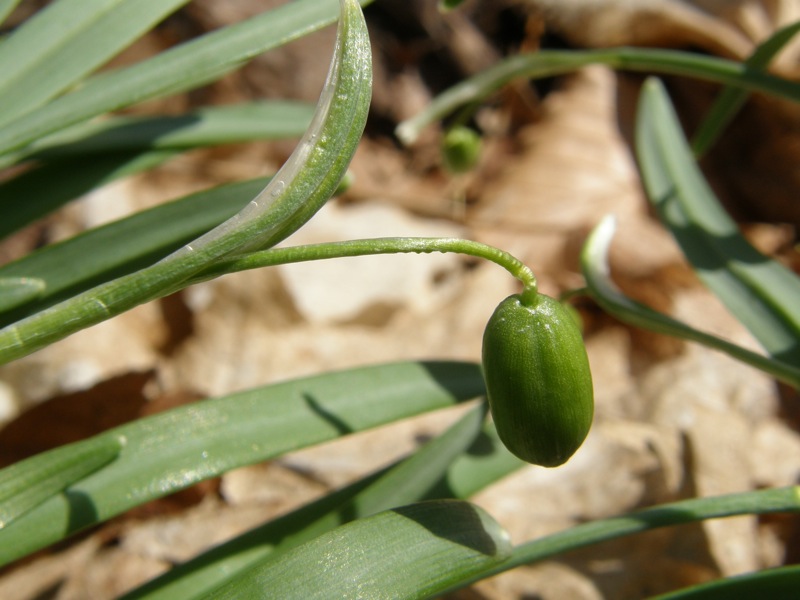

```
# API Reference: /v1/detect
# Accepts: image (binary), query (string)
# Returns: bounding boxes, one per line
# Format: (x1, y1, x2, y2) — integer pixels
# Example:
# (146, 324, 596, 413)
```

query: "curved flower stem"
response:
(190, 236, 538, 296)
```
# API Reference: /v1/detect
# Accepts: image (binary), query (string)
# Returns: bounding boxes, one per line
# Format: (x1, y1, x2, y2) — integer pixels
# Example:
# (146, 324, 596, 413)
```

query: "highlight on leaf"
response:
(581, 216, 800, 389)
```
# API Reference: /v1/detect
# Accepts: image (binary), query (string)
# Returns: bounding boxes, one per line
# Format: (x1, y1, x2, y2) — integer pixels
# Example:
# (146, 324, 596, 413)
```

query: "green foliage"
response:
(206, 500, 512, 600)
(636, 77, 800, 366)
(0, 0, 192, 126)
(581, 216, 800, 389)
(0, 436, 121, 529)
(0, 361, 486, 567)
(651, 564, 800, 600)
(396, 45, 800, 146)
(0, 0, 798, 597)
(122, 402, 522, 600)
(691, 21, 800, 157)
(0, 0, 372, 364)
(0, 178, 268, 321)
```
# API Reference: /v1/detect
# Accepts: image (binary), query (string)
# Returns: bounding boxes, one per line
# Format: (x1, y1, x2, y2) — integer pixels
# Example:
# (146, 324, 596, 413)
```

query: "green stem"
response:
(191, 236, 538, 294)
(0, 235, 536, 366)
(442, 486, 800, 595)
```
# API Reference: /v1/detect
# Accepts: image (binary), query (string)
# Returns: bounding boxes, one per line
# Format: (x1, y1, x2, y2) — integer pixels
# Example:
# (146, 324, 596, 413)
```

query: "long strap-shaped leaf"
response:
(649, 564, 800, 599)
(0, 0, 192, 127)
(0, 179, 268, 322)
(0, 435, 121, 529)
(205, 500, 511, 600)
(581, 217, 800, 389)
(691, 20, 800, 157)
(0, 0, 21, 25)
(18, 101, 315, 161)
(0, 277, 46, 313)
(124, 404, 523, 600)
(441, 486, 800, 595)
(0, 102, 313, 244)
(0, 0, 372, 157)
(0, 361, 484, 567)
(396, 47, 800, 145)
(636, 78, 800, 366)
(0, 0, 371, 365)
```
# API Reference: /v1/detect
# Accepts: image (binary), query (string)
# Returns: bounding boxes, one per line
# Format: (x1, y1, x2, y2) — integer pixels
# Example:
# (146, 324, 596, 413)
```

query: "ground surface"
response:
(1, 1, 799, 598)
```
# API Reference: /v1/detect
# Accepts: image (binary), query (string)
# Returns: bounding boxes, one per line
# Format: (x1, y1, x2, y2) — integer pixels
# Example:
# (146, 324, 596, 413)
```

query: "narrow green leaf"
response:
(351, 403, 491, 515)
(442, 486, 800, 595)
(636, 77, 800, 365)
(396, 47, 800, 145)
(0, 101, 313, 241)
(4, 100, 314, 166)
(0, 277, 45, 313)
(650, 564, 800, 600)
(0, 0, 21, 25)
(0, 0, 372, 364)
(123, 403, 524, 600)
(692, 21, 800, 157)
(425, 421, 525, 500)
(0, 436, 121, 529)
(205, 500, 511, 600)
(0, 361, 485, 567)
(124, 470, 390, 600)
(580, 216, 800, 388)
(0, 0, 191, 127)
(0, 178, 267, 322)
(0, 0, 373, 157)
(0, 0, 118, 93)
(122, 369, 525, 598)
(0, 150, 181, 244)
